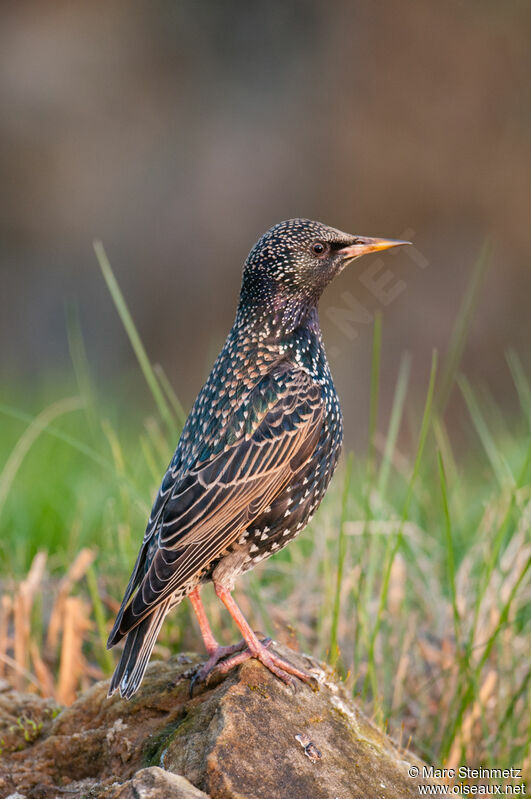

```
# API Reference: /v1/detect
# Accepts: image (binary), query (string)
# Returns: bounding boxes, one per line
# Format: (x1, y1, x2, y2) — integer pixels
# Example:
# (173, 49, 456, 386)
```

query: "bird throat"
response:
(237, 289, 320, 338)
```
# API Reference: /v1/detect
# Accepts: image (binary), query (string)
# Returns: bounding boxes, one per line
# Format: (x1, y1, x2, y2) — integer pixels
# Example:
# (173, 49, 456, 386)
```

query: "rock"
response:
(0, 646, 431, 798)
(0, 689, 60, 758)
(110, 767, 210, 798)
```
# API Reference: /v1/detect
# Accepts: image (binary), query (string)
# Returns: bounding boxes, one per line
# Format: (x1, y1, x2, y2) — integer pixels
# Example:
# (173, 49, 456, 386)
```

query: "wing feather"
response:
(109, 366, 323, 643)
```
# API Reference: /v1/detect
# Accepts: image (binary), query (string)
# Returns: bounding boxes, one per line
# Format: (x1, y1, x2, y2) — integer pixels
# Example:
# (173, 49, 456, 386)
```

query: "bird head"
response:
(238, 218, 410, 324)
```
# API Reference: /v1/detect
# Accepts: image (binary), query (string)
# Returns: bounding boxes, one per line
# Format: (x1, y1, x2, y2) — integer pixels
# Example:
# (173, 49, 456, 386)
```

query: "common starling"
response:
(107, 219, 409, 698)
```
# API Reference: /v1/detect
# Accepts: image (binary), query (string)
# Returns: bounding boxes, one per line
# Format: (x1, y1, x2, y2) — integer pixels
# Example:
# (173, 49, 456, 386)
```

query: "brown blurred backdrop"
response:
(1, 0, 530, 446)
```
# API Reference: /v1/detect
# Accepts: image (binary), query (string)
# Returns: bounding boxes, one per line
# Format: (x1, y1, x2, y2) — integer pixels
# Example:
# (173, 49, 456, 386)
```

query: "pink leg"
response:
(188, 586, 249, 659)
(212, 583, 314, 686)
(188, 587, 269, 690)
(188, 587, 221, 654)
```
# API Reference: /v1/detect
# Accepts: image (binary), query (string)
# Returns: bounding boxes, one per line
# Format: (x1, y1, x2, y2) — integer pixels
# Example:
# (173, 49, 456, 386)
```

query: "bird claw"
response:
(189, 636, 272, 696)
(252, 646, 317, 690)
(198, 635, 318, 693)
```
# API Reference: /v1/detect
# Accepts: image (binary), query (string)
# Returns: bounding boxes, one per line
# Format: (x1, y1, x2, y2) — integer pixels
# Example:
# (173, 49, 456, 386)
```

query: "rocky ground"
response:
(0, 645, 430, 798)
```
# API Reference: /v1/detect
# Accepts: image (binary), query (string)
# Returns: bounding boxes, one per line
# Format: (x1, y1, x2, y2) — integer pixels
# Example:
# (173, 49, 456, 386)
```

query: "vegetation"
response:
(0, 244, 529, 777)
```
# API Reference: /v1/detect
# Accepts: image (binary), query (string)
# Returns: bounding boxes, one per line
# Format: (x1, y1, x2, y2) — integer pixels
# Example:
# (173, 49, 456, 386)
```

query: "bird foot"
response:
(248, 642, 318, 690)
(190, 636, 271, 695)
(205, 639, 317, 691)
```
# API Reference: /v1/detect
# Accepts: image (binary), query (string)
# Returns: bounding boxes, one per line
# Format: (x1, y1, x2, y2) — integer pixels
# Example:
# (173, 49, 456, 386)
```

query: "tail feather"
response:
(107, 539, 151, 648)
(108, 598, 171, 699)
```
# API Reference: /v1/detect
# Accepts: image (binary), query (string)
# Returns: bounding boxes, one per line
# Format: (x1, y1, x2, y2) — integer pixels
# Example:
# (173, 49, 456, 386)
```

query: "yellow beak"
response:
(338, 237, 411, 260)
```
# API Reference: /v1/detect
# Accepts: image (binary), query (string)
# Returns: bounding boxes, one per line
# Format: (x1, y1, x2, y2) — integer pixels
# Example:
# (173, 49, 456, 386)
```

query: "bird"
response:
(107, 218, 409, 699)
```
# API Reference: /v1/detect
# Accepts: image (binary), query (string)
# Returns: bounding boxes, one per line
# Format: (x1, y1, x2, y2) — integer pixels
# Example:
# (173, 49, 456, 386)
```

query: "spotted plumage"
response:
(107, 219, 409, 698)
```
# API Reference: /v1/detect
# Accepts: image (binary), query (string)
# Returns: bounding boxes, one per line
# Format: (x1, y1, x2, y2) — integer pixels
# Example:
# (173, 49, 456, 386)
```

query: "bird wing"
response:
(109, 365, 324, 643)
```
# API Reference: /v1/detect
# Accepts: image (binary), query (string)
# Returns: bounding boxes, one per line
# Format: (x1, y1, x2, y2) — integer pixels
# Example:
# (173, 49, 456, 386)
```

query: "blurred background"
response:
(1, 0, 530, 447)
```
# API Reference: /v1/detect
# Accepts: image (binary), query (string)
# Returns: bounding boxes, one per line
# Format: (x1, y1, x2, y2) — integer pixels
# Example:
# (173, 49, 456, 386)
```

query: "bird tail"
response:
(107, 598, 171, 699)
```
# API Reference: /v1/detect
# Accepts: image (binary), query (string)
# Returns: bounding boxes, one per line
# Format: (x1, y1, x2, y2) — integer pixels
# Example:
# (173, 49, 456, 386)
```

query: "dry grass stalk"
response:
(447, 669, 498, 769)
(373, 431, 411, 479)
(0, 650, 40, 689)
(29, 639, 55, 697)
(0, 547, 98, 700)
(0, 594, 12, 678)
(391, 614, 416, 712)
(344, 520, 422, 542)
(522, 749, 530, 788)
(56, 595, 92, 705)
(473, 532, 530, 668)
(388, 553, 406, 616)
(47, 547, 95, 652)
(13, 551, 46, 690)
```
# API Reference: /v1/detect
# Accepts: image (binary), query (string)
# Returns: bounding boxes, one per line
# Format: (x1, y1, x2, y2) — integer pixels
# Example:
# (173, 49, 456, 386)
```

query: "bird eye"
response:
(311, 241, 328, 256)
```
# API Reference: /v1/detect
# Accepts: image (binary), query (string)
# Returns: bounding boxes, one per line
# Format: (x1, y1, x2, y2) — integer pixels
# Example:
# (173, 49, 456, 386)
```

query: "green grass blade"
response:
(93, 240, 176, 436)
(363, 350, 438, 696)
(458, 375, 514, 487)
(441, 552, 530, 761)
(498, 669, 531, 735)
(377, 352, 411, 498)
(506, 349, 531, 430)
(0, 403, 149, 515)
(441, 439, 531, 760)
(478, 554, 530, 672)
(153, 363, 187, 430)
(0, 397, 85, 519)
(399, 350, 438, 521)
(329, 454, 353, 670)
(65, 302, 99, 439)
(433, 418, 459, 487)
(86, 564, 115, 674)
(466, 438, 531, 662)
(437, 451, 461, 650)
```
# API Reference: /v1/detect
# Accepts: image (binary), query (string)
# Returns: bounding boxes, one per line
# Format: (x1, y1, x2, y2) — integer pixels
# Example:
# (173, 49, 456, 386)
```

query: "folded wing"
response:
(108, 365, 323, 645)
